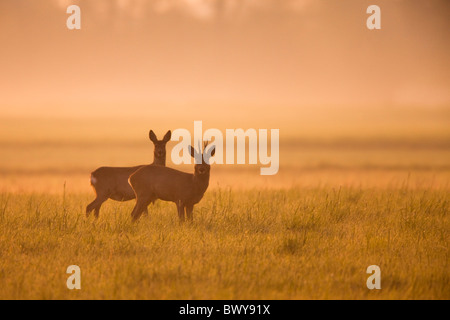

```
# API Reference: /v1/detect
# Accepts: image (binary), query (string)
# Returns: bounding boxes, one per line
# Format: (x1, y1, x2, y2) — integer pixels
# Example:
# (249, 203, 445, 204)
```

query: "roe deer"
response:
(86, 130, 171, 218)
(129, 142, 216, 222)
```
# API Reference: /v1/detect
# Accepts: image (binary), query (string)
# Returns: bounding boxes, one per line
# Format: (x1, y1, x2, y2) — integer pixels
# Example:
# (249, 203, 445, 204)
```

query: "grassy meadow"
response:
(0, 187, 448, 299)
(0, 108, 449, 299)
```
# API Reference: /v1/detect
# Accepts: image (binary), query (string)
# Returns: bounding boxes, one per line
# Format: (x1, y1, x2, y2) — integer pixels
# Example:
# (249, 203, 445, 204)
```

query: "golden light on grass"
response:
(0, 187, 448, 299)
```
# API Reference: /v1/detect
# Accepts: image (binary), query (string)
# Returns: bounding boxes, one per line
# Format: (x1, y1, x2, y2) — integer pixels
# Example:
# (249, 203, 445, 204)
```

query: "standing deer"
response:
(129, 142, 215, 222)
(86, 130, 171, 218)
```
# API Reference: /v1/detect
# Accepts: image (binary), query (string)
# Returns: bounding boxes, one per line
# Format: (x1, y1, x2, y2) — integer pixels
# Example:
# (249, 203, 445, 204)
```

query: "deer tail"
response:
(90, 173, 97, 186)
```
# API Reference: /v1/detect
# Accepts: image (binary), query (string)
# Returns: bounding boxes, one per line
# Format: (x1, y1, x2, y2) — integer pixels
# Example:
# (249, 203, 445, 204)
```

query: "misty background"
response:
(1, 0, 449, 113)
(0, 0, 449, 192)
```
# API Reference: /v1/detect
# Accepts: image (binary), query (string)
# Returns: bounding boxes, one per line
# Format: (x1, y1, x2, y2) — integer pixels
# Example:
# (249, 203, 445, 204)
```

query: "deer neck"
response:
(193, 172, 210, 194)
(153, 154, 166, 166)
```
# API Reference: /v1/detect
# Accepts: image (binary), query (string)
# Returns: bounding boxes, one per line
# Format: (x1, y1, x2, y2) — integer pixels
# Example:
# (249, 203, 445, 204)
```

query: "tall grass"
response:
(0, 186, 447, 299)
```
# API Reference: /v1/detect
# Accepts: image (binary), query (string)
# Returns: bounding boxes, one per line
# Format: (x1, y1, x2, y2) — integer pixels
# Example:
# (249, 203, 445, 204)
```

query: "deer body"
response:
(129, 143, 215, 222)
(89, 165, 144, 201)
(86, 130, 171, 218)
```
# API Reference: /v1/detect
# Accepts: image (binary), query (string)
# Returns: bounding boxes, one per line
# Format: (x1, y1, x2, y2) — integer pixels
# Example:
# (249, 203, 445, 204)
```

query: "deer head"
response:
(149, 130, 171, 162)
(189, 141, 216, 176)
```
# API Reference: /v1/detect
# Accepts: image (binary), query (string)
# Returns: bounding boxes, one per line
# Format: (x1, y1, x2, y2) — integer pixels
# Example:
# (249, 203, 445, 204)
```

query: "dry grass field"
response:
(0, 109, 448, 300)
(0, 185, 448, 299)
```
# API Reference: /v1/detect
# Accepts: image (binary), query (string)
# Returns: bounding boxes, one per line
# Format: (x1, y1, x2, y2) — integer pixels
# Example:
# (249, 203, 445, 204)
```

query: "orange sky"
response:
(0, 0, 449, 118)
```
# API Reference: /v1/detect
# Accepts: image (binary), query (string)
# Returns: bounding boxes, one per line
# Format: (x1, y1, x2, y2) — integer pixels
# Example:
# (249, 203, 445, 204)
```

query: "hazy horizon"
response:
(1, 0, 450, 120)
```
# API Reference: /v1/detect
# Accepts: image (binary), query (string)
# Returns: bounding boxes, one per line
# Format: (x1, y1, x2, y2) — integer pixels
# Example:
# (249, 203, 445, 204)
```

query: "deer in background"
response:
(86, 130, 171, 218)
(129, 141, 215, 222)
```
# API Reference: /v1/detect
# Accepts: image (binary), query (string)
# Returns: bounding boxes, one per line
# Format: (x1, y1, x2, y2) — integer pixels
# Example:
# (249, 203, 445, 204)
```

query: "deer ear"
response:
(149, 130, 157, 143)
(163, 130, 171, 142)
(210, 147, 216, 157)
(189, 145, 196, 158)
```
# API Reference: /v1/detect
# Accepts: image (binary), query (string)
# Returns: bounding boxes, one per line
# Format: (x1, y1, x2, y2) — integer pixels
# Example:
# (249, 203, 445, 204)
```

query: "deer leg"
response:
(93, 205, 101, 219)
(131, 201, 146, 221)
(186, 205, 194, 222)
(86, 196, 107, 218)
(132, 196, 152, 221)
(86, 200, 96, 217)
(176, 201, 185, 223)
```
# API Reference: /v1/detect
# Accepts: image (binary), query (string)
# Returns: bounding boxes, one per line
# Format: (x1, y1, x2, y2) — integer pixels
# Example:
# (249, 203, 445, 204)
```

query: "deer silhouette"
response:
(129, 141, 215, 222)
(86, 130, 171, 218)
